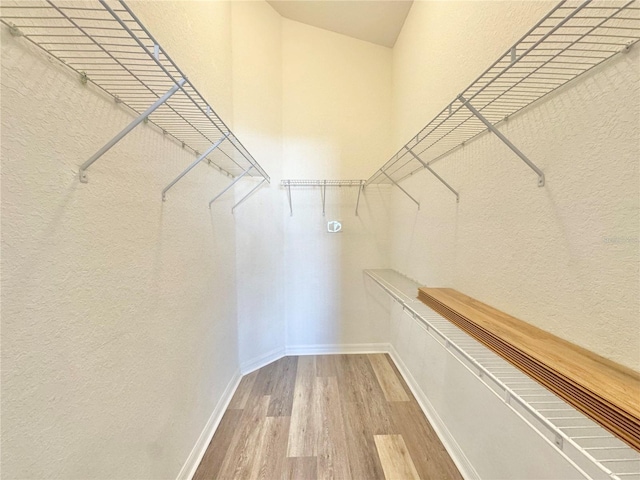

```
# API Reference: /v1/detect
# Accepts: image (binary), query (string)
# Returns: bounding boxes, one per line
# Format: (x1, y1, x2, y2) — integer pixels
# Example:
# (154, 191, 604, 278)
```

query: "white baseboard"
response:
(388, 345, 479, 480)
(240, 346, 287, 375)
(176, 369, 242, 480)
(286, 342, 390, 356)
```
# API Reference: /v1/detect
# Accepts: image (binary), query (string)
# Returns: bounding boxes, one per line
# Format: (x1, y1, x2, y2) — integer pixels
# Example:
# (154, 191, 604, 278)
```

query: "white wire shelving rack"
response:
(281, 179, 366, 216)
(365, 269, 640, 480)
(366, 0, 640, 205)
(0, 0, 269, 209)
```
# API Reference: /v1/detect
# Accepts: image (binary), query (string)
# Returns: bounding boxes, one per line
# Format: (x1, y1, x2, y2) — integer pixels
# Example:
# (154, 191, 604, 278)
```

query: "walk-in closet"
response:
(1, 0, 639, 478)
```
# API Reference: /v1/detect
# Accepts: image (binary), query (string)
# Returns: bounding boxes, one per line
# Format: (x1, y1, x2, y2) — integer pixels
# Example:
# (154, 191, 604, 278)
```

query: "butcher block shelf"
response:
(418, 287, 640, 452)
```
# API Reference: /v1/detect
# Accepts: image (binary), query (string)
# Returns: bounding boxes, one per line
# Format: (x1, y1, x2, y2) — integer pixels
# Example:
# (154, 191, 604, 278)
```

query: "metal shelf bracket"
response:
(404, 147, 459, 202)
(457, 95, 545, 187)
(382, 171, 420, 209)
(232, 179, 267, 214)
(355, 181, 364, 216)
(321, 180, 327, 217)
(286, 182, 293, 217)
(79, 77, 187, 183)
(162, 133, 229, 201)
(208, 166, 253, 209)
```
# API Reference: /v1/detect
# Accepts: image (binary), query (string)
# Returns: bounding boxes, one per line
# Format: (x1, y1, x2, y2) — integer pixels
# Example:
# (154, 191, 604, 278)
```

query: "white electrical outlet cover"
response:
(327, 221, 342, 233)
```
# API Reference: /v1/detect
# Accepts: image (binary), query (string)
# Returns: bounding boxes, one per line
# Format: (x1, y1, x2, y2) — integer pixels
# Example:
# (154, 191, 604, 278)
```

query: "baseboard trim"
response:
(286, 342, 390, 356)
(176, 369, 242, 480)
(240, 346, 287, 375)
(388, 345, 479, 480)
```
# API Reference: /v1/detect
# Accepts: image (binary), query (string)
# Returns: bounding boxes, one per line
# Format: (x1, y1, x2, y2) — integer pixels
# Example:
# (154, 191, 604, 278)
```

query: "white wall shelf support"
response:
(404, 146, 460, 201)
(232, 179, 267, 214)
(208, 167, 253, 209)
(162, 133, 230, 201)
(458, 95, 545, 187)
(381, 171, 420, 209)
(355, 181, 364, 216)
(79, 78, 186, 183)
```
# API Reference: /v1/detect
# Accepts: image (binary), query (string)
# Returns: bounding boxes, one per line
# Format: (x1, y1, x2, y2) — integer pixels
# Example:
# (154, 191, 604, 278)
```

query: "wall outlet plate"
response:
(327, 220, 342, 233)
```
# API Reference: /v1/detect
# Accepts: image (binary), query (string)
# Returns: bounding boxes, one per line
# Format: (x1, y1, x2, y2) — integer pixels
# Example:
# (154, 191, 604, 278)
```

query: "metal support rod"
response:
(404, 147, 460, 202)
(79, 77, 186, 182)
(355, 181, 364, 216)
(286, 182, 293, 217)
(162, 133, 229, 201)
(232, 178, 267, 214)
(208, 166, 253, 209)
(322, 180, 326, 216)
(381, 171, 420, 209)
(458, 95, 545, 187)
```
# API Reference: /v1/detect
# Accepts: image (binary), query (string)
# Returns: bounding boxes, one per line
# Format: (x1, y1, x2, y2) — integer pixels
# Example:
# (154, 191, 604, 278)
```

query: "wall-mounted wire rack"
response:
(0, 0, 270, 208)
(365, 269, 640, 480)
(281, 180, 365, 216)
(366, 0, 640, 203)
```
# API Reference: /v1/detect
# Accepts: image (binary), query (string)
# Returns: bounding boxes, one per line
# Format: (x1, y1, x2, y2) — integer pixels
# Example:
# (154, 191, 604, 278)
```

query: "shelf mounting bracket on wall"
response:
(404, 147, 459, 202)
(457, 95, 545, 187)
(232, 179, 267, 214)
(355, 181, 364, 216)
(286, 182, 293, 217)
(321, 180, 327, 217)
(79, 78, 187, 183)
(162, 133, 230, 201)
(382, 171, 420, 209)
(208, 166, 253, 209)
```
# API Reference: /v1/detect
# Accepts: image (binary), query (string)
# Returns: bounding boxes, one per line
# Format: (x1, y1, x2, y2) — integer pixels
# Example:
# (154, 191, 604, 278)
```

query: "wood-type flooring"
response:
(193, 354, 462, 480)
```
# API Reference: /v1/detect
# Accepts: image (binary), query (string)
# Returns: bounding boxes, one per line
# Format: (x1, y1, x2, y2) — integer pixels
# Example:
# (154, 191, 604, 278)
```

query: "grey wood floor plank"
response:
(287, 356, 319, 457)
(192, 409, 243, 480)
(267, 356, 298, 417)
(316, 376, 351, 479)
(249, 416, 291, 480)
(285, 457, 318, 480)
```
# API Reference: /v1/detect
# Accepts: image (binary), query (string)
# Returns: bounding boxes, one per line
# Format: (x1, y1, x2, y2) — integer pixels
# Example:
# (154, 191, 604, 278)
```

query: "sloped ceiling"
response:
(267, 0, 413, 48)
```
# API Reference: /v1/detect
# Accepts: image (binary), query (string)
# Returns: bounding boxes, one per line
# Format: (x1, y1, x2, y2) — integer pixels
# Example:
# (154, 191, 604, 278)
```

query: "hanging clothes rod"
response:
(281, 180, 366, 217)
(1, 0, 270, 206)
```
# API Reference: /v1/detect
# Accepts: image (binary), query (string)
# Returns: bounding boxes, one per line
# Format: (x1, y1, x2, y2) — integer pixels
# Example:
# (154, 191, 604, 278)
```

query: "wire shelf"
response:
(366, 0, 640, 187)
(365, 269, 640, 480)
(281, 180, 365, 187)
(0, 0, 270, 184)
(280, 180, 366, 216)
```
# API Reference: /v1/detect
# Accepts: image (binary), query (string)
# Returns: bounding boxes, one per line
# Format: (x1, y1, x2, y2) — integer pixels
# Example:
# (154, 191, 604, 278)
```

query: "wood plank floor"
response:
(194, 354, 462, 480)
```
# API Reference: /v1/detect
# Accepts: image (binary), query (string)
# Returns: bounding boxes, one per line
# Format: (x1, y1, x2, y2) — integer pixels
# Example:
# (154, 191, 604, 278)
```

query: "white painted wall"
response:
(0, 2, 241, 478)
(231, 1, 286, 370)
(281, 19, 393, 348)
(389, 1, 640, 371)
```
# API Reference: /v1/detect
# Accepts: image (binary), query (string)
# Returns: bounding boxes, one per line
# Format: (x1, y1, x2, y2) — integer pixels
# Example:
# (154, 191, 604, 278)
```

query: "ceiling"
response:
(267, 1, 414, 48)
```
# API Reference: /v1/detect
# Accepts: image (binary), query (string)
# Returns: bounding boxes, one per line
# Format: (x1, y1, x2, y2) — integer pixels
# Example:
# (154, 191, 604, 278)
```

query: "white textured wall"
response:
(282, 19, 393, 348)
(231, 1, 286, 369)
(390, 1, 640, 370)
(0, 2, 241, 478)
